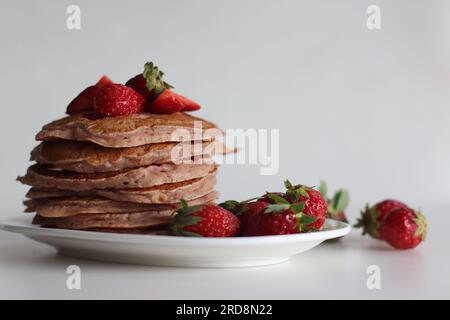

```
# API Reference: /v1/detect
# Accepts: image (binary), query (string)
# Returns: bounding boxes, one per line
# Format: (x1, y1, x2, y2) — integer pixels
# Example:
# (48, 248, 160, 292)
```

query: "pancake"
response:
(32, 210, 173, 230)
(18, 162, 216, 191)
(24, 191, 219, 217)
(30, 139, 224, 173)
(26, 171, 217, 204)
(35, 111, 222, 148)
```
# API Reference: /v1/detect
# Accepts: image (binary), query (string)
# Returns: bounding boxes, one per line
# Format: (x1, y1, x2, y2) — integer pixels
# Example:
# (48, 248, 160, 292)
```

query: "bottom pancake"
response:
(33, 210, 174, 230)
(24, 191, 218, 217)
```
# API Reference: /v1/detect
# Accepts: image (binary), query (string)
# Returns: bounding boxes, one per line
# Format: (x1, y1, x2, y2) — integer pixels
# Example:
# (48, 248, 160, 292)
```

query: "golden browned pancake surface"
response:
(36, 112, 221, 148)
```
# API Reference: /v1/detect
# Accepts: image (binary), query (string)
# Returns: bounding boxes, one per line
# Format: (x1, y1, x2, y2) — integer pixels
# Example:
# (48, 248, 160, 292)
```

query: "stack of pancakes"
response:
(18, 111, 225, 234)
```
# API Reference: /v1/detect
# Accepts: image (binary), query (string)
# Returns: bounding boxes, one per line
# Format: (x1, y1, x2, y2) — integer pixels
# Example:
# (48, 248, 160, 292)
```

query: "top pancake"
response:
(35, 111, 222, 148)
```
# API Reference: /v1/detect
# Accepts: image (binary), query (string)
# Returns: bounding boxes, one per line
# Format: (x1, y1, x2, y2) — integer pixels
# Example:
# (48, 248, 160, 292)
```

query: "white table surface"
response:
(0, 206, 448, 300)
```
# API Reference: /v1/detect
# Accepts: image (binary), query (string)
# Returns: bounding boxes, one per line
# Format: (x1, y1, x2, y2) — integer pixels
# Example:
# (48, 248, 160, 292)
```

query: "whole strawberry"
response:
(125, 74, 151, 98)
(94, 84, 144, 117)
(378, 207, 428, 249)
(354, 199, 408, 239)
(171, 200, 241, 237)
(283, 180, 328, 231)
(219, 199, 270, 229)
(240, 201, 270, 228)
(126, 61, 173, 99)
(242, 193, 317, 236)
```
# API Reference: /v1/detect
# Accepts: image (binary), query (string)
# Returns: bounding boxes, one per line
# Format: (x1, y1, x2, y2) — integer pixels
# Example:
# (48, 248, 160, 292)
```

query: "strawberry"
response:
(176, 93, 201, 111)
(378, 207, 428, 249)
(354, 199, 408, 239)
(240, 201, 270, 227)
(283, 180, 328, 231)
(243, 208, 299, 236)
(318, 181, 349, 223)
(147, 90, 200, 114)
(66, 75, 113, 114)
(95, 75, 113, 88)
(94, 84, 144, 117)
(218, 198, 269, 230)
(66, 86, 98, 115)
(242, 193, 317, 236)
(125, 74, 151, 98)
(126, 62, 173, 99)
(171, 200, 241, 237)
(126, 62, 200, 114)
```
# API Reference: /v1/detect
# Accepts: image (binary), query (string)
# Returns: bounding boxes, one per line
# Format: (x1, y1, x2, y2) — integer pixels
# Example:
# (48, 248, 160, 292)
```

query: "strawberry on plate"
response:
(242, 193, 317, 236)
(171, 200, 241, 237)
(66, 75, 113, 114)
(283, 180, 328, 231)
(94, 84, 144, 117)
(354, 199, 409, 239)
(378, 207, 428, 250)
(219, 199, 270, 230)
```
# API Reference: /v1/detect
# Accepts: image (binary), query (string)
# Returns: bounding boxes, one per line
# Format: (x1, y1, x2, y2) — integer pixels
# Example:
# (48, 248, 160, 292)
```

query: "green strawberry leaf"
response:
(332, 189, 350, 213)
(284, 179, 293, 189)
(180, 199, 189, 210)
(290, 202, 305, 214)
(218, 200, 240, 212)
(265, 204, 290, 213)
(143, 61, 173, 96)
(297, 187, 310, 199)
(319, 181, 328, 198)
(300, 215, 317, 225)
(266, 193, 289, 204)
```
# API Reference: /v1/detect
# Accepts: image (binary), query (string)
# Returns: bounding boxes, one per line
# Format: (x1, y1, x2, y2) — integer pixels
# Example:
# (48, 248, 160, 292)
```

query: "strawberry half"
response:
(66, 75, 113, 114)
(95, 75, 113, 88)
(94, 84, 144, 117)
(146, 90, 200, 114)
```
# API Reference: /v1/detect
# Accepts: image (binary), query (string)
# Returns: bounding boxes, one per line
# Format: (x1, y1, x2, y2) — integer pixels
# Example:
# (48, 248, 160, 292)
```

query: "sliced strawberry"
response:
(66, 75, 113, 115)
(146, 90, 200, 114)
(146, 90, 185, 114)
(177, 94, 201, 111)
(95, 75, 113, 88)
(94, 84, 144, 117)
(66, 85, 99, 114)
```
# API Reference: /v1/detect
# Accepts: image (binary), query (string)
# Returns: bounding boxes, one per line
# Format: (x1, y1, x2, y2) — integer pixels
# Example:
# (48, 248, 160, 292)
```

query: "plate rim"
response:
(0, 215, 351, 246)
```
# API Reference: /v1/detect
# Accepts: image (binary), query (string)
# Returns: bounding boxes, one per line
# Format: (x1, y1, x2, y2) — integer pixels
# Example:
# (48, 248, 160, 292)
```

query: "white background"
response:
(0, 0, 449, 299)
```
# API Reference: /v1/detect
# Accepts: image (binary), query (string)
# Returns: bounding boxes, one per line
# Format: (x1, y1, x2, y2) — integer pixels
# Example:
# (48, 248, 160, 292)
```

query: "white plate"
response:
(0, 216, 350, 268)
